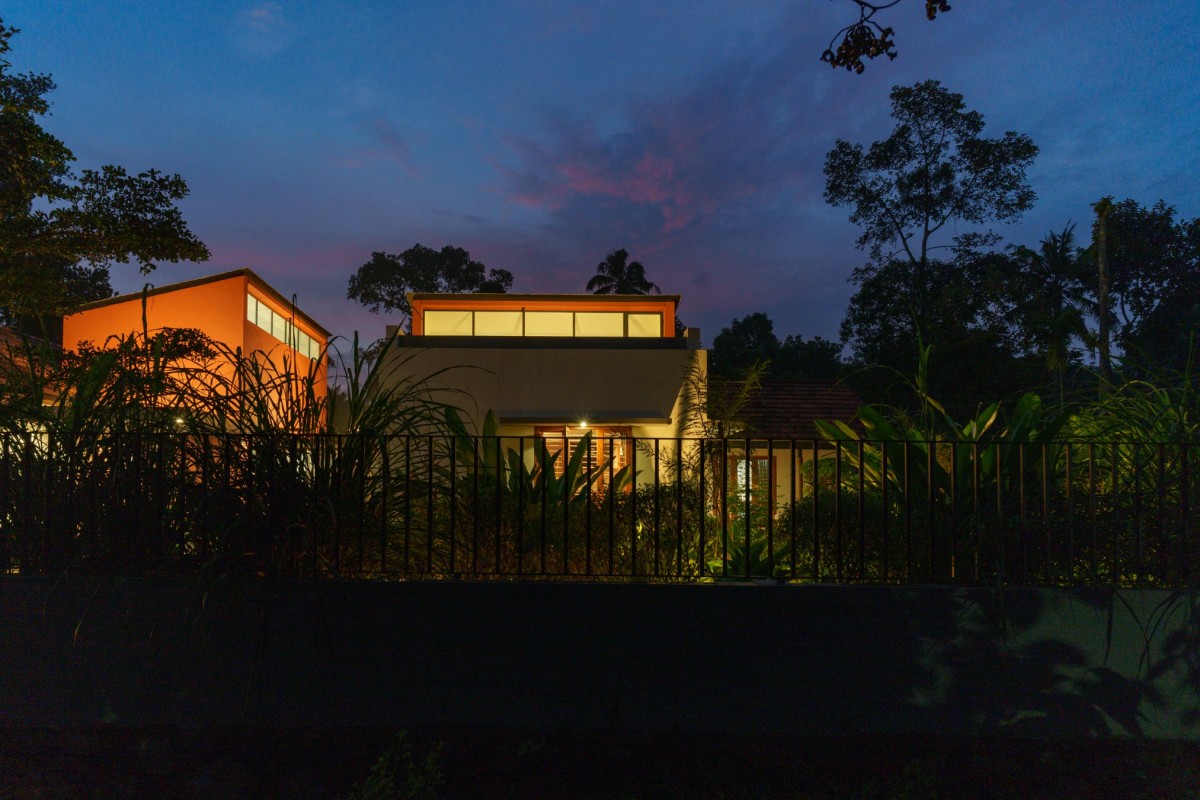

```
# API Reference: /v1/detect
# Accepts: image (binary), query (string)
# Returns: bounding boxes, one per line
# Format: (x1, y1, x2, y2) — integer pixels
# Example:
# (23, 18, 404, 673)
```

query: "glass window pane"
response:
(272, 310, 288, 342)
(575, 312, 623, 337)
(627, 313, 661, 337)
(425, 310, 473, 335)
(247, 294, 257, 324)
(525, 311, 573, 336)
(474, 310, 523, 336)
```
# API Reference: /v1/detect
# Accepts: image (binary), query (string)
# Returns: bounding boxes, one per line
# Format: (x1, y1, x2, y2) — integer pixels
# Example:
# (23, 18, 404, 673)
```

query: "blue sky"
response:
(7, 1, 1199, 346)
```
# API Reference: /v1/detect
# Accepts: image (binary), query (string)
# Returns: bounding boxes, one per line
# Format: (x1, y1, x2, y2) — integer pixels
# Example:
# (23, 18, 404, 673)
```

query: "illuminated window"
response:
(246, 293, 323, 361)
(425, 310, 473, 335)
(474, 310, 522, 336)
(536, 426, 631, 493)
(574, 312, 624, 337)
(627, 313, 661, 337)
(525, 311, 573, 336)
(417, 307, 669, 338)
(270, 310, 287, 342)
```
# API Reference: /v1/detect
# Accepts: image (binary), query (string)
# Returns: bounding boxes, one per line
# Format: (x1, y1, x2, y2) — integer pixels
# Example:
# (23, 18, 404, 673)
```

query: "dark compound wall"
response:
(1, 578, 1196, 738)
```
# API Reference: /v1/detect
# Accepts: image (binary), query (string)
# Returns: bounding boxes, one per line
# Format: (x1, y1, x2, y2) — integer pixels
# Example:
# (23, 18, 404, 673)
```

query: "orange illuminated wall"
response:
(62, 268, 330, 415)
(409, 293, 679, 338)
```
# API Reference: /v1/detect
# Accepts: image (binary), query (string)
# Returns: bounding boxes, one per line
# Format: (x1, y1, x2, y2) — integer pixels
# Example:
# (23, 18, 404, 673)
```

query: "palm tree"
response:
(1008, 224, 1093, 402)
(586, 249, 660, 295)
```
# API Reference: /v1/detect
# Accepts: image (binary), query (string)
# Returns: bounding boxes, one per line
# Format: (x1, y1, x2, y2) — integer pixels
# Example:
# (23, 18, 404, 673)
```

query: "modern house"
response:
(385, 292, 704, 485)
(61, 268, 330, 424)
(709, 379, 862, 507)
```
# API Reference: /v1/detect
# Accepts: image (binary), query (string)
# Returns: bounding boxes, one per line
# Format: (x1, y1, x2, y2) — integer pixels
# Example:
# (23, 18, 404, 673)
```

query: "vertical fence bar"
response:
(789, 439, 797, 580)
(675, 437, 683, 577)
(1065, 443, 1073, 582)
(1089, 442, 1097, 582)
(972, 441, 980, 581)
(495, 436, 503, 574)
(744, 437, 751, 580)
(1134, 444, 1144, 584)
(995, 442, 1004, 585)
(1019, 443, 1029, 581)
(585, 437, 593, 576)
(653, 438, 661, 577)
(176, 433, 188, 562)
(449, 438, 457, 575)
(880, 443, 889, 583)
(1111, 442, 1119, 584)
(949, 443, 957, 580)
(926, 441, 934, 582)
(471, 441, 479, 575)
(1157, 443, 1166, 582)
(359, 436, 367, 575)
(155, 434, 167, 563)
(426, 435, 434, 574)
(404, 436, 411, 574)
(699, 438, 707, 577)
(630, 441, 638, 578)
(0, 436, 9, 572)
(834, 440, 843, 583)
(720, 439, 728, 578)
(767, 439, 775, 579)
(563, 436, 570, 577)
(1041, 443, 1050, 584)
(1182, 443, 1192, 584)
(539, 440, 547, 575)
(857, 440, 866, 581)
(607, 438, 615, 576)
(381, 438, 391, 575)
(903, 441, 911, 582)
(517, 435, 525, 577)
(22, 435, 35, 570)
(811, 439, 820, 581)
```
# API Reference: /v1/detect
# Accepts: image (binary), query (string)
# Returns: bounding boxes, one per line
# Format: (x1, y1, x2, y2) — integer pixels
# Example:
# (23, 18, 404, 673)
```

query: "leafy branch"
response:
(822, 0, 951, 74)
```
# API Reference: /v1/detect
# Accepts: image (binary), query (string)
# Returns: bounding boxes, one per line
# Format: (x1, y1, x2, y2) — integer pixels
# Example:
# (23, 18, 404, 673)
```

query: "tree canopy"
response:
(586, 249, 660, 295)
(826, 81, 1040, 411)
(1001, 225, 1093, 397)
(347, 243, 514, 322)
(825, 80, 1037, 273)
(0, 19, 209, 332)
(710, 312, 844, 381)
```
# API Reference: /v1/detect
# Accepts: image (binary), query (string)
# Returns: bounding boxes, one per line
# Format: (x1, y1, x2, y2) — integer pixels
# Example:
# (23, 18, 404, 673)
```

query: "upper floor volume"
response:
(407, 293, 682, 342)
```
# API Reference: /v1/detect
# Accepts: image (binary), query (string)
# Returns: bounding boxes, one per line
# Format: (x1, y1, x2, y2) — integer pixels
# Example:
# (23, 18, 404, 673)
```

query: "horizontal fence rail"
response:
(0, 432, 1196, 587)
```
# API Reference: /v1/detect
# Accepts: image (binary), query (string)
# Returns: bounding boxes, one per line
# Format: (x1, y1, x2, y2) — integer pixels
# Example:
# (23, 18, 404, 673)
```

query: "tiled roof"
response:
(709, 379, 863, 440)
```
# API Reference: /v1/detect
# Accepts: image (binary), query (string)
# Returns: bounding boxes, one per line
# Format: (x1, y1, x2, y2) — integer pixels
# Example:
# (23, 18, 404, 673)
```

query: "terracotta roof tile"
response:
(710, 379, 862, 440)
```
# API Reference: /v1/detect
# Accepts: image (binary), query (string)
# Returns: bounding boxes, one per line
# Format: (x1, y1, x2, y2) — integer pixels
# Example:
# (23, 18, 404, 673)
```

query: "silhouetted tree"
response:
(711, 312, 844, 380)
(1004, 225, 1093, 400)
(0, 19, 209, 335)
(1103, 199, 1200, 374)
(347, 243, 513, 324)
(586, 249, 659, 295)
(826, 80, 1039, 409)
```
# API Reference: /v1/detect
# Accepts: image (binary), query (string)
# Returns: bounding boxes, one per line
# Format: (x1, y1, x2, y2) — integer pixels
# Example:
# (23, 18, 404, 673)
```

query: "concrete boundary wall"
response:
(1, 579, 1196, 738)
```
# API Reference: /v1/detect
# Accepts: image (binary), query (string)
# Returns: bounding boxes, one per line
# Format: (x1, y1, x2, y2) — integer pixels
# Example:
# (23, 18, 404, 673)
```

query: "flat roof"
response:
(410, 292, 681, 307)
(71, 268, 331, 338)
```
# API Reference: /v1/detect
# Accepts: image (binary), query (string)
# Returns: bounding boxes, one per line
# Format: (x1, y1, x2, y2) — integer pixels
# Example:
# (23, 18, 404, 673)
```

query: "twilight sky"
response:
(8, 1, 1200, 347)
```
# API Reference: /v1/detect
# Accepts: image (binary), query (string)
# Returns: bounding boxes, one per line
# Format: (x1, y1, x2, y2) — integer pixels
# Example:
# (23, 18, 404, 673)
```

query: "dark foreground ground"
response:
(2, 727, 1197, 799)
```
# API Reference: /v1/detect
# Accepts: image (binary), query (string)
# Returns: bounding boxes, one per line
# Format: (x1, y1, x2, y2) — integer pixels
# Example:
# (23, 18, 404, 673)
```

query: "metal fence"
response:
(1, 431, 1196, 587)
